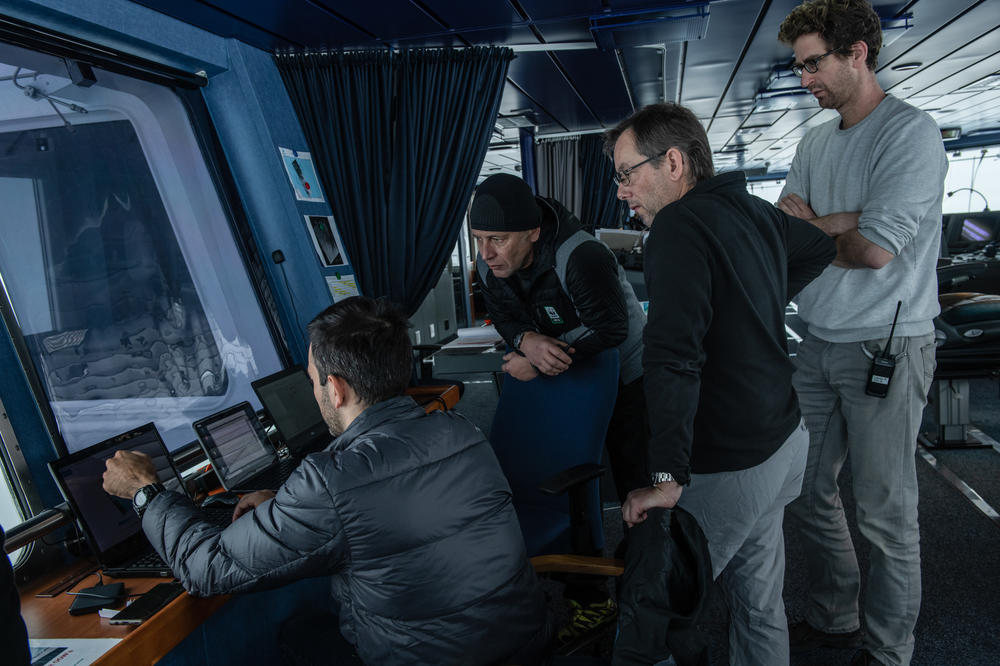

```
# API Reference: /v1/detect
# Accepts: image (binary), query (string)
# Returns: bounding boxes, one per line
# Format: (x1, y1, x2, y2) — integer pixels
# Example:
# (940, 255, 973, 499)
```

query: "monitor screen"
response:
(959, 216, 997, 243)
(50, 423, 181, 554)
(194, 403, 274, 481)
(252, 367, 327, 451)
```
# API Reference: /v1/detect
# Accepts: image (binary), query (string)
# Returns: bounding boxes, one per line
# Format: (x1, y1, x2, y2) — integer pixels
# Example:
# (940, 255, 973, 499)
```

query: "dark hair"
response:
(778, 0, 882, 71)
(603, 103, 714, 185)
(307, 296, 412, 406)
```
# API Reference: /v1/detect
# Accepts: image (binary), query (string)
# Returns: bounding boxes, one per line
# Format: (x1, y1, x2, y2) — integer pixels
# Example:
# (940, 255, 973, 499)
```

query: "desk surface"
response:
(21, 564, 228, 665)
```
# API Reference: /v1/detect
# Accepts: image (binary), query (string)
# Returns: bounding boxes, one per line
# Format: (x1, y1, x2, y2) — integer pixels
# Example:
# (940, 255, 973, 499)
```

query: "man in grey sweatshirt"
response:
(776, 2, 947, 665)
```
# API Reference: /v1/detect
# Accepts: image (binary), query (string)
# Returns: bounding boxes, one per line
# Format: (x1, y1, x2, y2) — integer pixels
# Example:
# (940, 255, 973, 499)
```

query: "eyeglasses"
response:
(613, 151, 667, 186)
(790, 48, 842, 77)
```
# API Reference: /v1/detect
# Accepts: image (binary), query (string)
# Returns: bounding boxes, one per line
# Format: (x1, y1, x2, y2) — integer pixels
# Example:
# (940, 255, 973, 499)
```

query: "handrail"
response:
(4, 504, 72, 554)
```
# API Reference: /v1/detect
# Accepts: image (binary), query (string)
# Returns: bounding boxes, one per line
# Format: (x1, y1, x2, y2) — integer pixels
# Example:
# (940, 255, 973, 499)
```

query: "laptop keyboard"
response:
(132, 550, 168, 568)
(248, 457, 300, 491)
(200, 504, 235, 526)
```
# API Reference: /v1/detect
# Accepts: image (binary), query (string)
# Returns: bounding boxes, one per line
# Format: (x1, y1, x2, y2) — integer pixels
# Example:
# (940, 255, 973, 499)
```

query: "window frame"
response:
(0, 36, 292, 574)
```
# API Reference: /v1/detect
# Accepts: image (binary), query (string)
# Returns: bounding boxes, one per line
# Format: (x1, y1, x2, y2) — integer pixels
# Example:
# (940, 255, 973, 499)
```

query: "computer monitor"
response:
(945, 212, 999, 254)
(251, 366, 329, 455)
(49, 423, 182, 560)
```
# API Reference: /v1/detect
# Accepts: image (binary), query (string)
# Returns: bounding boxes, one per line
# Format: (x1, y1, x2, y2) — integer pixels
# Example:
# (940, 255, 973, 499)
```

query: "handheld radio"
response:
(865, 300, 902, 398)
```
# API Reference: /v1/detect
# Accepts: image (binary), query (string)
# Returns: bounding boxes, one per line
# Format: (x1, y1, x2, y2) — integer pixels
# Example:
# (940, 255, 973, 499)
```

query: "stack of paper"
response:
(440, 325, 504, 351)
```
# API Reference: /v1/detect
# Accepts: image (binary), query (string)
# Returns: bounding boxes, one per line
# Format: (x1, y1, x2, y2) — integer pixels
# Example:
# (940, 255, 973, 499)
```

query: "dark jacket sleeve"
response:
(783, 213, 836, 301)
(642, 209, 710, 485)
(142, 458, 348, 597)
(564, 241, 629, 359)
(478, 268, 535, 348)
(1, 526, 29, 666)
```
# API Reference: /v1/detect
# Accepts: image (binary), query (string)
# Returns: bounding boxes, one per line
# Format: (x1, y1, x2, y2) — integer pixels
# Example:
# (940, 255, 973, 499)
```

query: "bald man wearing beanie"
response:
(470, 174, 648, 639)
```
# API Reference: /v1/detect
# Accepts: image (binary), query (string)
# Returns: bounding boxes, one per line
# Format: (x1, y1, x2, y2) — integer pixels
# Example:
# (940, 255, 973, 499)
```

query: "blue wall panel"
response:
(201, 39, 336, 363)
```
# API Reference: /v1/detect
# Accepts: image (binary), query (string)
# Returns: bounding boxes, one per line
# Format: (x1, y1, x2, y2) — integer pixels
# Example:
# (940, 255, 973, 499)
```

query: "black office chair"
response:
(925, 291, 1000, 448)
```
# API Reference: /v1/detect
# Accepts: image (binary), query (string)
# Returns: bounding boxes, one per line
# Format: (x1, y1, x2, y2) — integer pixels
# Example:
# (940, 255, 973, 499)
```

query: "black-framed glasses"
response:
(613, 151, 667, 186)
(791, 48, 842, 77)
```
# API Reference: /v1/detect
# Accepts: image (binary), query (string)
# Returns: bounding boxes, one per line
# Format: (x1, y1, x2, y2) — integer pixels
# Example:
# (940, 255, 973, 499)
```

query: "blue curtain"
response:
(275, 47, 512, 314)
(578, 134, 627, 232)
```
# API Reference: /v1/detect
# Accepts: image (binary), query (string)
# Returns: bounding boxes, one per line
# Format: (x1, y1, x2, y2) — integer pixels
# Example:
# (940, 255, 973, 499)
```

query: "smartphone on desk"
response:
(108, 581, 184, 625)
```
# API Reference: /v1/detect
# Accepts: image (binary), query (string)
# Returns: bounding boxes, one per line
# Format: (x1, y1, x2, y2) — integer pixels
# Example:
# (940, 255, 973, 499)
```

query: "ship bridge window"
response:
(0, 46, 283, 468)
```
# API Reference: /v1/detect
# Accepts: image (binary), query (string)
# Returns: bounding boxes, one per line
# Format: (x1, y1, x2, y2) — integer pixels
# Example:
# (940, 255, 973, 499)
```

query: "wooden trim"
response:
(94, 592, 229, 666)
(530, 554, 624, 577)
(405, 384, 461, 412)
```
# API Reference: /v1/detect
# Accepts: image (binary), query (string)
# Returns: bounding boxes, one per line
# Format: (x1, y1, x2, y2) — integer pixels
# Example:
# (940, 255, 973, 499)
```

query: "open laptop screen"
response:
(49, 423, 181, 557)
(193, 402, 274, 483)
(251, 366, 327, 452)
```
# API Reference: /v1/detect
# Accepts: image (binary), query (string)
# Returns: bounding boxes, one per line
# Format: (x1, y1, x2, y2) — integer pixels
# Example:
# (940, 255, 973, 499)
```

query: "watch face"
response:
(134, 488, 149, 507)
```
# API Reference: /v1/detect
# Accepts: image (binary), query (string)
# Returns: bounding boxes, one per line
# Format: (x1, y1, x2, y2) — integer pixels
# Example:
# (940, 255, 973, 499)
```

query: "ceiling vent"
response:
(589, 3, 710, 51)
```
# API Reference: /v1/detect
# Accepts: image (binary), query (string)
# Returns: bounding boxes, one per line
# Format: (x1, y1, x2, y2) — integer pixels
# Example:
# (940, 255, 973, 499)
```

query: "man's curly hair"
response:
(778, 0, 882, 71)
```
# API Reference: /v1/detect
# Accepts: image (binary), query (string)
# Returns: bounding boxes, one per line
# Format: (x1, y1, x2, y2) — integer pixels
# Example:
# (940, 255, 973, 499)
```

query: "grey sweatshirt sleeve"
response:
(856, 112, 947, 255)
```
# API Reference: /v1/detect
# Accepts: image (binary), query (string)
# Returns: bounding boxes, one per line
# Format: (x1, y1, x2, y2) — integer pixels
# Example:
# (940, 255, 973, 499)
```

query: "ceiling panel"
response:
(546, 50, 633, 127)
(507, 52, 600, 132)
(680, 0, 772, 118)
(120, 0, 1000, 177)
(909, 50, 1000, 99)
(878, 0, 988, 68)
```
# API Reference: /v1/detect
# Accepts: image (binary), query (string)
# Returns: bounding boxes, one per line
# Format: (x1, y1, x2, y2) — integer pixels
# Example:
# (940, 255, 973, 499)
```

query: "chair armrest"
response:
(530, 554, 624, 576)
(412, 343, 444, 356)
(538, 463, 605, 496)
(405, 384, 461, 412)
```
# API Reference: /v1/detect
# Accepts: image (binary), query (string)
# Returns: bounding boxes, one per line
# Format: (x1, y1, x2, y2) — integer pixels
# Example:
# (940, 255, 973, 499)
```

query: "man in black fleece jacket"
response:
(604, 103, 835, 665)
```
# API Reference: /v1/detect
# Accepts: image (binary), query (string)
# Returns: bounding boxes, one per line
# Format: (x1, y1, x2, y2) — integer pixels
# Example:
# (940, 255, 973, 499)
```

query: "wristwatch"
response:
(512, 331, 527, 350)
(651, 472, 675, 485)
(132, 483, 165, 517)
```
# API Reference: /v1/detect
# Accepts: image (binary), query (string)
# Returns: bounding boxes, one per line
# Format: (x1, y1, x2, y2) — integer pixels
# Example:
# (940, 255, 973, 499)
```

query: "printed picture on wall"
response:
(279, 147, 325, 202)
(305, 214, 349, 267)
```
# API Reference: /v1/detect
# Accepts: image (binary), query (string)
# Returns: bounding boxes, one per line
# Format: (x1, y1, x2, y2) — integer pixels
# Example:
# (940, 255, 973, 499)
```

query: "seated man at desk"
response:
(102, 296, 549, 665)
(470, 174, 648, 640)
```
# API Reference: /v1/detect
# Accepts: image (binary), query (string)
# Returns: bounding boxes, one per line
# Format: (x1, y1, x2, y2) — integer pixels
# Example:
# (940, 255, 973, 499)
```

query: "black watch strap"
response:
(132, 483, 165, 517)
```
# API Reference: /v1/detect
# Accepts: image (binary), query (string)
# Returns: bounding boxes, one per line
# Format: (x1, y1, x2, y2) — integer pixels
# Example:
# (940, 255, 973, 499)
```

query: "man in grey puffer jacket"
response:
(103, 296, 549, 665)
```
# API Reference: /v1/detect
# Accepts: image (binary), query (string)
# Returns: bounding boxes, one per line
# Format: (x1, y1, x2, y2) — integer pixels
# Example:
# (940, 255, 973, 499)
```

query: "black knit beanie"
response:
(469, 174, 541, 231)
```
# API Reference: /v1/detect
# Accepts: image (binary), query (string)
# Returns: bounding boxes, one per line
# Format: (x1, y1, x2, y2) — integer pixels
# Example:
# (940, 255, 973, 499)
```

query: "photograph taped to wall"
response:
(279, 147, 325, 202)
(305, 214, 348, 266)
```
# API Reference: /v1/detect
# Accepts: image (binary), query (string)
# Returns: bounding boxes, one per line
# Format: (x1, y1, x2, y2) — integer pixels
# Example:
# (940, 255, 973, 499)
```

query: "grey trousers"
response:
(677, 420, 809, 666)
(786, 332, 936, 666)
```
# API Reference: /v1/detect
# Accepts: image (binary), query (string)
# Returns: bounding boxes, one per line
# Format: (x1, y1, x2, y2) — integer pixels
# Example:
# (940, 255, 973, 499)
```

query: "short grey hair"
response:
(603, 103, 714, 185)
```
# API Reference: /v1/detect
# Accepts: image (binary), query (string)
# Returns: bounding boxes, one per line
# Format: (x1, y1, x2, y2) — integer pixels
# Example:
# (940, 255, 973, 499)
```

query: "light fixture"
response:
(589, 3, 710, 50)
(891, 62, 922, 72)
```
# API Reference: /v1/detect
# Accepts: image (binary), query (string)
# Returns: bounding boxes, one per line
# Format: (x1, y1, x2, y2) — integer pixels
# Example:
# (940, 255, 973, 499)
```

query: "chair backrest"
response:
(489, 348, 619, 557)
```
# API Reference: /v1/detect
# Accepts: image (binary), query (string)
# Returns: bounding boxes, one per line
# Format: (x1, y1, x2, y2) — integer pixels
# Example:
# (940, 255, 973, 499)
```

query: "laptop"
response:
(251, 366, 331, 456)
(192, 402, 300, 493)
(48, 423, 182, 577)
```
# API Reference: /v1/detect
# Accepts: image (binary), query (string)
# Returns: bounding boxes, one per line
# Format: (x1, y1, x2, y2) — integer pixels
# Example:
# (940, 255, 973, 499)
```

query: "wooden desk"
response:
(20, 565, 228, 665)
(405, 384, 461, 412)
